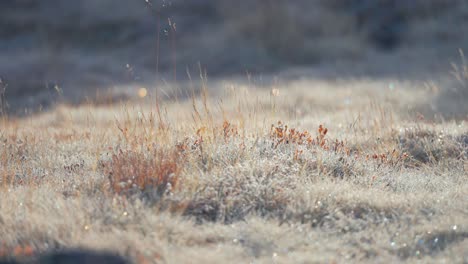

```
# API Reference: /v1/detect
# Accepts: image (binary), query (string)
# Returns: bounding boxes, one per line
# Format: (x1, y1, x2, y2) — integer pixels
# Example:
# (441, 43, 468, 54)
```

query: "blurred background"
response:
(1, 0, 468, 114)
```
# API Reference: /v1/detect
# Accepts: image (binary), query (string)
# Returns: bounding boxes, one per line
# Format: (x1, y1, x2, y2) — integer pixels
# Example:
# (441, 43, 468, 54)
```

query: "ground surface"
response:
(1, 68, 467, 263)
(1, 1, 468, 263)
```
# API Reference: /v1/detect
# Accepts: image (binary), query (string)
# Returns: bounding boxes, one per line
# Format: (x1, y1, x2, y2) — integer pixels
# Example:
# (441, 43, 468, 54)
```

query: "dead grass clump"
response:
(281, 201, 402, 234)
(0, 134, 38, 187)
(184, 179, 291, 224)
(175, 121, 244, 172)
(103, 147, 182, 202)
(183, 160, 296, 224)
(183, 199, 221, 223)
(269, 122, 408, 176)
(183, 189, 290, 225)
(270, 122, 326, 147)
(269, 122, 350, 155)
(398, 128, 466, 165)
(321, 156, 359, 179)
(337, 204, 398, 228)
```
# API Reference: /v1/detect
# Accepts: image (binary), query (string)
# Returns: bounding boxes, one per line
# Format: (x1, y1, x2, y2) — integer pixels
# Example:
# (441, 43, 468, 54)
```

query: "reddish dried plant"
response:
(269, 121, 409, 167)
(317, 124, 328, 147)
(270, 122, 333, 150)
(222, 120, 239, 142)
(105, 147, 182, 196)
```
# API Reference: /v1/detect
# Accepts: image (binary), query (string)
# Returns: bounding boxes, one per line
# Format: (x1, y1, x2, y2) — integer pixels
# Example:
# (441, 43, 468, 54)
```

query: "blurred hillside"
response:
(1, 0, 468, 113)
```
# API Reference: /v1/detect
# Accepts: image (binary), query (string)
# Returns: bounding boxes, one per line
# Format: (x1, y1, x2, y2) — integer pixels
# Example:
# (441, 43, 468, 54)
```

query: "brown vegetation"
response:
(1, 66, 466, 263)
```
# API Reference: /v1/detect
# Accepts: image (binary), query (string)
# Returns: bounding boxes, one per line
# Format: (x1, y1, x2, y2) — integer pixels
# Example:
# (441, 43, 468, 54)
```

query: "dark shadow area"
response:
(1, 0, 467, 115)
(0, 249, 131, 264)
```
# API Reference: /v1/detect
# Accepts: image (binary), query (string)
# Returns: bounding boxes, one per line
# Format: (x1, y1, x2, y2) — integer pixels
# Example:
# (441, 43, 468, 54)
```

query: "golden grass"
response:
(0, 74, 466, 263)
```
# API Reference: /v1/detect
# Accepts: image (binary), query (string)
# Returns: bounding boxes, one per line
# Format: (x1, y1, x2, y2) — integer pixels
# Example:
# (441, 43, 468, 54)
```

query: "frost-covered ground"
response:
(1, 74, 466, 263)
